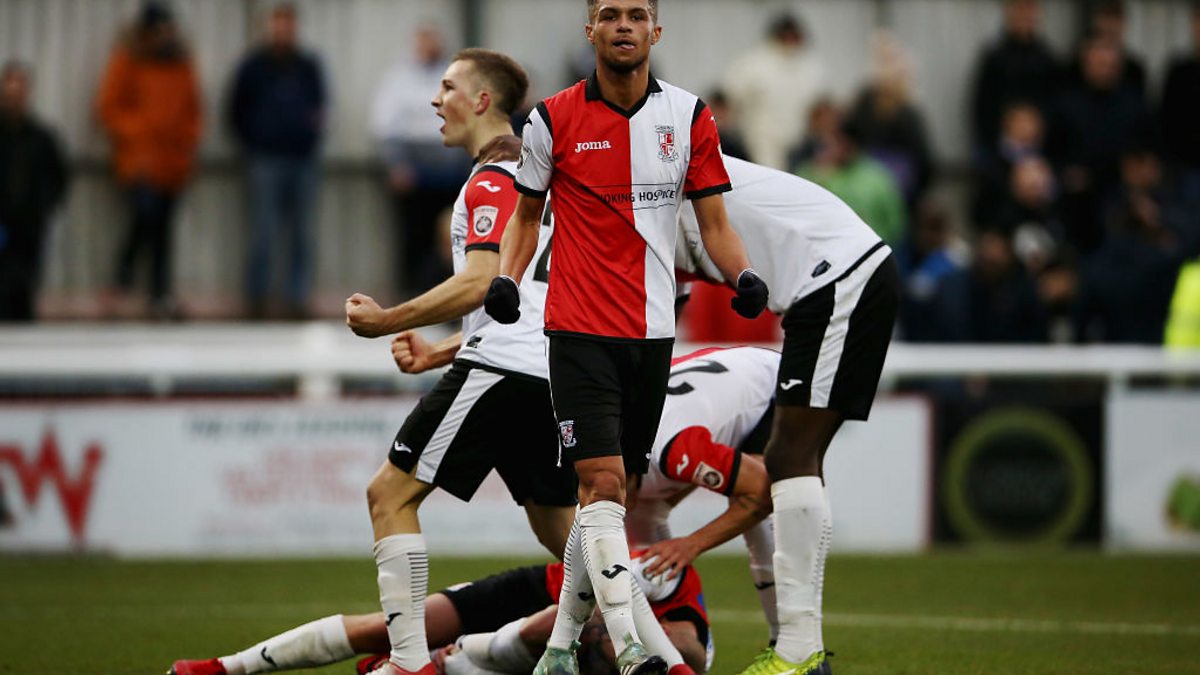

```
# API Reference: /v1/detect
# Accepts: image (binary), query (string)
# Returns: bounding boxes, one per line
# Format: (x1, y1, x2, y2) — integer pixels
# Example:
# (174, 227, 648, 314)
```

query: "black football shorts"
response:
(778, 244, 898, 420)
(389, 360, 577, 506)
(439, 564, 553, 636)
(546, 334, 673, 476)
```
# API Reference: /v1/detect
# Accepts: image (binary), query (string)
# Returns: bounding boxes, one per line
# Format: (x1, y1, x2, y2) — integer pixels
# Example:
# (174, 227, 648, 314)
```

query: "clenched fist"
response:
(391, 331, 435, 374)
(345, 293, 390, 337)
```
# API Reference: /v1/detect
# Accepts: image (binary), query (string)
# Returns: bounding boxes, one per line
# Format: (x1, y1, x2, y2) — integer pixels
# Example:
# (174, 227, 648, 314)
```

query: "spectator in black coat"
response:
(939, 228, 1049, 343)
(971, 101, 1046, 224)
(969, 0, 1061, 152)
(1161, 4, 1200, 203)
(846, 30, 934, 209)
(1065, 1, 1147, 95)
(0, 61, 68, 321)
(1075, 149, 1193, 343)
(1049, 35, 1152, 254)
(228, 2, 326, 319)
(895, 199, 968, 342)
(990, 156, 1065, 245)
(707, 89, 751, 162)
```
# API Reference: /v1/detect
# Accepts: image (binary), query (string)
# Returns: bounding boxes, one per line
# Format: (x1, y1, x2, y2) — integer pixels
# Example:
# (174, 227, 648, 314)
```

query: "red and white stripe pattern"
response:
(517, 73, 730, 340)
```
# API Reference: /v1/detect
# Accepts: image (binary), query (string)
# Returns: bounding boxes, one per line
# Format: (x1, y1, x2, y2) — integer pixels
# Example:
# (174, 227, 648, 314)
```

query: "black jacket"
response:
(229, 47, 326, 157)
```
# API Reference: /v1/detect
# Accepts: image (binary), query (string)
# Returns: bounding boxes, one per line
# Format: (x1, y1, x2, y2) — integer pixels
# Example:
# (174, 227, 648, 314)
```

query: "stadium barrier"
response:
(1, 325, 1198, 556)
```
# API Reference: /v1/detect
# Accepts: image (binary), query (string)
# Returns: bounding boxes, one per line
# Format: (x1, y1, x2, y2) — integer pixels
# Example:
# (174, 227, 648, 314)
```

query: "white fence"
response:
(3, 323, 1200, 396)
(1, 325, 1199, 556)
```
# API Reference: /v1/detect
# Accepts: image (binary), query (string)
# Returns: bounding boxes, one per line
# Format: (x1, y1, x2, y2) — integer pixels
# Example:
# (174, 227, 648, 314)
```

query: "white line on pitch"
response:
(707, 610, 1200, 638)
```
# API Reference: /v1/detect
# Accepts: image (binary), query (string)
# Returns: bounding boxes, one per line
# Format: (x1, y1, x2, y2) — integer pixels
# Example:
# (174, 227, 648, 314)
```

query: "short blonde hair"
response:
(452, 48, 530, 117)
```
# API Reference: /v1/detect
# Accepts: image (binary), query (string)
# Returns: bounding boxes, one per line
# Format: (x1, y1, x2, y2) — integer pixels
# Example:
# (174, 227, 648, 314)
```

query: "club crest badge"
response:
(693, 461, 725, 490)
(656, 125, 678, 162)
(473, 205, 499, 237)
(559, 420, 577, 448)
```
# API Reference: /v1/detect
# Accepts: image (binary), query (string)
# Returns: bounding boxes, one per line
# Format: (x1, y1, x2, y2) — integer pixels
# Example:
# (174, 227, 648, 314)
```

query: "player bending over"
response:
(167, 555, 709, 675)
(676, 155, 900, 675)
(343, 49, 576, 675)
(632, 346, 781, 647)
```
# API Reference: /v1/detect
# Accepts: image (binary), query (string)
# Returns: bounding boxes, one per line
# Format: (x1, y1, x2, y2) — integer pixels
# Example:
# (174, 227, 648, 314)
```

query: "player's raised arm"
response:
(390, 330, 464, 374)
(346, 250, 497, 338)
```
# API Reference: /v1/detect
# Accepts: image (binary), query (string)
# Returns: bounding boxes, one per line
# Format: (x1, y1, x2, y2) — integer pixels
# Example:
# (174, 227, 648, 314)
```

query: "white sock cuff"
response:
(373, 533, 426, 562)
(578, 500, 626, 529)
(771, 477, 825, 512)
(313, 615, 355, 662)
(489, 618, 536, 669)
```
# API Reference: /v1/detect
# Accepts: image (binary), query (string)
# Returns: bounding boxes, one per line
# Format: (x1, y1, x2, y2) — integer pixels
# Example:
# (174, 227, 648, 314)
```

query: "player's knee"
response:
(763, 437, 819, 481)
(366, 465, 419, 520)
(578, 469, 624, 504)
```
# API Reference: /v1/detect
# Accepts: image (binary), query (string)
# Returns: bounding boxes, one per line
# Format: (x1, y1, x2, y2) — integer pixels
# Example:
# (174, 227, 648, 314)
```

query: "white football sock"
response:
(578, 500, 641, 656)
(375, 533, 430, 671)
(631, 572, 684, 667)
(442, 648, 508, 675)
(743, 514, 780, 644)
(457, 618, 536, 672)
(221, 614, 353, 674)
(547, 514, 596, 651)
(771, 477, 829, 664)
(817, 485, 832, 652)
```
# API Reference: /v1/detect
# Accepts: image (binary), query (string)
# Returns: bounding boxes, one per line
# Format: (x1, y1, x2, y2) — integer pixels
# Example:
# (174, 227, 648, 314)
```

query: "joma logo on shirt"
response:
(575, 140, 612, 153)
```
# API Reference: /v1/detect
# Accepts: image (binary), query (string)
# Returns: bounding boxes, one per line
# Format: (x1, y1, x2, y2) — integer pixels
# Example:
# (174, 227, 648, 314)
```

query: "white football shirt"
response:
(677, 155, 886, 313)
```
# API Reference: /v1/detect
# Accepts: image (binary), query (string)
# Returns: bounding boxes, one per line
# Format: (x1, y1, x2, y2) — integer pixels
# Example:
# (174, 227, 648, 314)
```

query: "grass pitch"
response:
(1, 552, 1198, 674)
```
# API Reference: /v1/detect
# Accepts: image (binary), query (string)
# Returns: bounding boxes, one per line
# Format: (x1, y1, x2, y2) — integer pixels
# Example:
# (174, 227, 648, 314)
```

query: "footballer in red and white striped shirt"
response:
(482, 4, 768, 675)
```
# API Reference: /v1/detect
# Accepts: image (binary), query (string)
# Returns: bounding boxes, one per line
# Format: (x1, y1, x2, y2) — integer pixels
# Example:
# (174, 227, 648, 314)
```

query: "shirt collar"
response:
(584, 69, 661, 102)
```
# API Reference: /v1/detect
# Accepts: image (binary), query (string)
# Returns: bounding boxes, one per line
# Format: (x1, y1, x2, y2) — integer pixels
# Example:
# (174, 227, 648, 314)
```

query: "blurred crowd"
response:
(1, 1, 471, 322)
(708, 0, 1200, 346)
(2, 0, 1200, 346)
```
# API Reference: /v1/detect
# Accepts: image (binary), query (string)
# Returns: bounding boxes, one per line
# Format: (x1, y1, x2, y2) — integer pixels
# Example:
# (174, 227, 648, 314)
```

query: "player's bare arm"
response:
(484, 194, 544, 324)
(345, 249, 497, 338)
(692, 193, 769, 319)
(497, 194, 545, 282)
(690, 193, 752, 284)
(644, 449, 771, 580)
(391, 331, 463, 374)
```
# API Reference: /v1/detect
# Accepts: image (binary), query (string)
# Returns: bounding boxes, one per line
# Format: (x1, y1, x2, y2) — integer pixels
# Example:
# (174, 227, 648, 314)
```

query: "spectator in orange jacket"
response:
(96, 1, 201, 319)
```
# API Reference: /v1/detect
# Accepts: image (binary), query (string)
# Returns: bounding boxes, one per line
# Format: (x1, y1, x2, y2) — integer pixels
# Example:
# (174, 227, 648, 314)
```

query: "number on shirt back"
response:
(666, 360, 729, 396)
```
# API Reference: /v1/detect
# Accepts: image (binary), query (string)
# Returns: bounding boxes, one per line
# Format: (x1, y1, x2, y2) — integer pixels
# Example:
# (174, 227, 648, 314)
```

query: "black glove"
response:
(484, 275, 521, 324)
(731, 269, 769, 319)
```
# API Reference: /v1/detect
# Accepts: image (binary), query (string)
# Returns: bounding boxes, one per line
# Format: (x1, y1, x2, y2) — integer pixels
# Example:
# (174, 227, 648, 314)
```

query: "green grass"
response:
(2, 552, 1199, 674)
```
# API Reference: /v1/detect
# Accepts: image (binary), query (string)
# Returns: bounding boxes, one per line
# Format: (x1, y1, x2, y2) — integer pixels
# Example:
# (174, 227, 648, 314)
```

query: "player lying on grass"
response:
(167, 554, 709, 675)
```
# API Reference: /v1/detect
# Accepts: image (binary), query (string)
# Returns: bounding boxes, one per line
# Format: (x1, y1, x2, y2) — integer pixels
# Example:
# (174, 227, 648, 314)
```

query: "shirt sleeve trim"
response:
(464, 243, 500, 253)
(723, 450, 742, 497)
(659, 432, 683, 476)
(475, 164, 515, 179)
(686, 182, 732, 200)
(535, 101, 553, 138)
(515, 182, 548, 198)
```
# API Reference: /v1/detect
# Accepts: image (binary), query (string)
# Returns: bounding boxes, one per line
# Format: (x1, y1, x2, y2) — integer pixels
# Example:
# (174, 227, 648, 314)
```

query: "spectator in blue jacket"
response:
(229, 2, 326, 319)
